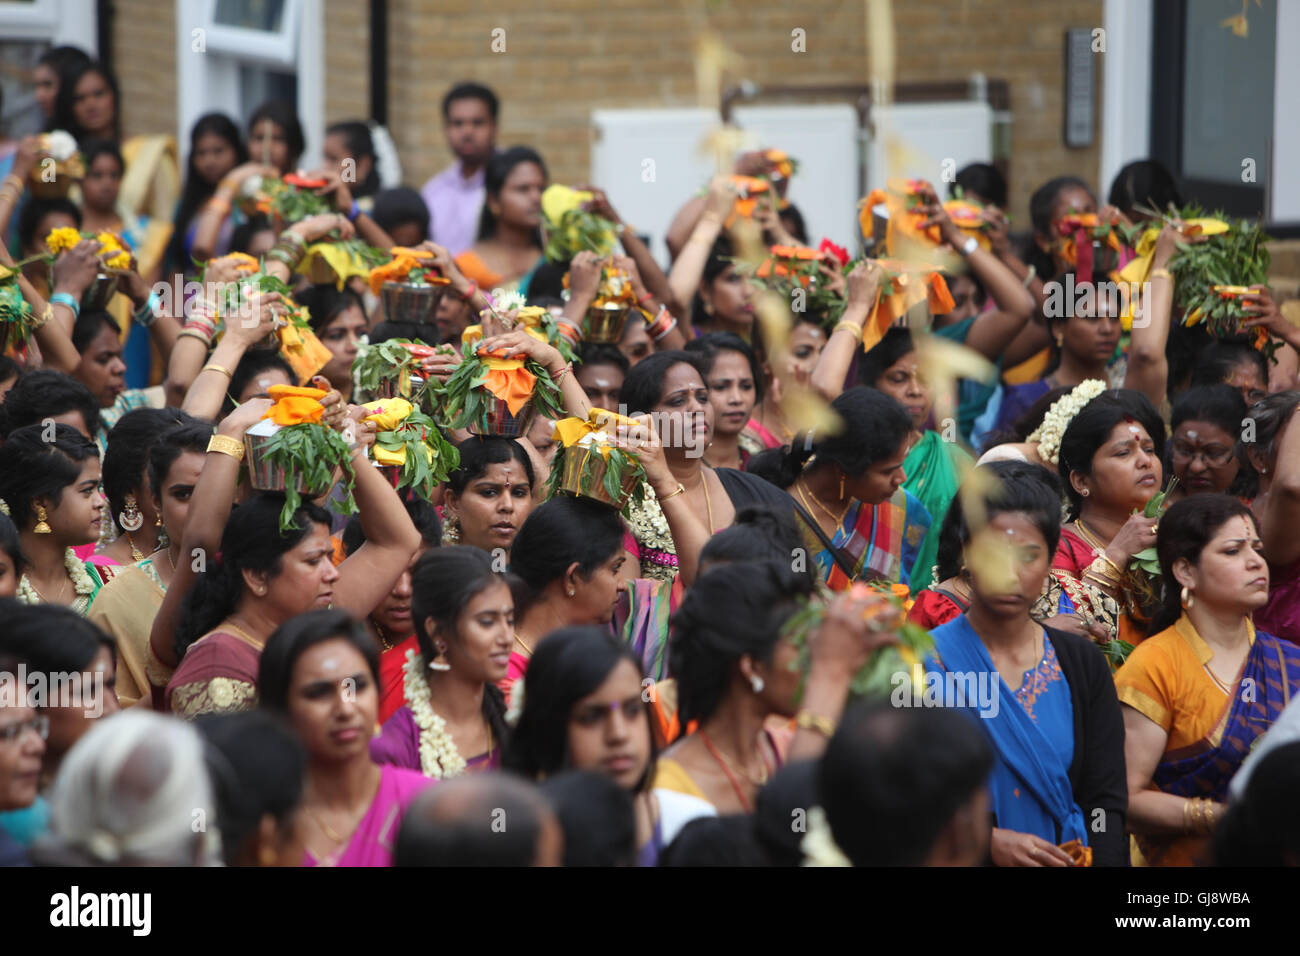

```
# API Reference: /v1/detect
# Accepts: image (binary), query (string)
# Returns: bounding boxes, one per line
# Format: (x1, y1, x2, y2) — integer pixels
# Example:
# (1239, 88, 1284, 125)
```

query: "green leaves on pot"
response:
(374, 409, 460, 501)
(258, 423, 357, 532)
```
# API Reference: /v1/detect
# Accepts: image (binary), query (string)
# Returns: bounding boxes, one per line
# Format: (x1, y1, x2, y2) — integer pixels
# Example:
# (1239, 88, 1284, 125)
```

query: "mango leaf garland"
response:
(258, 424, 358, 532)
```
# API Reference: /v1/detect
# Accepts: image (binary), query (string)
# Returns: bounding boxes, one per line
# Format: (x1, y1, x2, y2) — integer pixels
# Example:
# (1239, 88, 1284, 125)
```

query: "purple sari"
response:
(303, 765, 431, 867)
(370, 707, 501, 774)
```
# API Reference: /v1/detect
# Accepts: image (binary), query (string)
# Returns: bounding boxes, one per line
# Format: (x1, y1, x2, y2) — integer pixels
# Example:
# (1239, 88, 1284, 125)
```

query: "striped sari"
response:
(796, 487, 931, 592)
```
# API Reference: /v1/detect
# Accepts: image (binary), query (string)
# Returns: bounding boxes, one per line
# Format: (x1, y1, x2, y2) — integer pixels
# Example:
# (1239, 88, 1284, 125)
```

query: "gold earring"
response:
(441, 515, 460, 545)
(1181, 585, 1194, 610)
(428, 644, 451, 672)
(33, 504, 51, 534)
(156, 512, 163, 527)
(119, 493, 144, 532)
(839, 473, 845, 500)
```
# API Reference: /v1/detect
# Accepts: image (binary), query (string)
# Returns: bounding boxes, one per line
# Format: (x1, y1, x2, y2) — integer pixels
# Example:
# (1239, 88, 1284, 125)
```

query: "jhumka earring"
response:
(33, 504, 51, 534)
(428, 643, 452, 672)
(119, 493, 144, 532)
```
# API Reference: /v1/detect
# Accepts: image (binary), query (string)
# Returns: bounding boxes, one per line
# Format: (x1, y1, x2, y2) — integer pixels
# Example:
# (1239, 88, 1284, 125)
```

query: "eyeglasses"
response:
(1170, 440, 1235, 468)
(0, 714, 49, 744)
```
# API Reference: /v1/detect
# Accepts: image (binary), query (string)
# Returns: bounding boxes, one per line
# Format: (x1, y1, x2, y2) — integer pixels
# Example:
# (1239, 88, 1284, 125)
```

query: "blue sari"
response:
(930, 616, 1087, 847)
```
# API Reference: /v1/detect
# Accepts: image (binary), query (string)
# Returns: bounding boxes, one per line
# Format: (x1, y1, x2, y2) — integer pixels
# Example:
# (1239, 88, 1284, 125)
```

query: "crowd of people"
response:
(2, 48, 1300, 870)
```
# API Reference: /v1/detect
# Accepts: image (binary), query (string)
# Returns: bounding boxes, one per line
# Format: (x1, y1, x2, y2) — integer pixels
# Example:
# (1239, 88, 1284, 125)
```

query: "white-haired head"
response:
(40, 710, 221, 866)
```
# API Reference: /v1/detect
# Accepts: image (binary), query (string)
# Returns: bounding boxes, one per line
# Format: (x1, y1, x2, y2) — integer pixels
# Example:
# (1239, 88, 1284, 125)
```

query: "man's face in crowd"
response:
(445, 97, 496, 168)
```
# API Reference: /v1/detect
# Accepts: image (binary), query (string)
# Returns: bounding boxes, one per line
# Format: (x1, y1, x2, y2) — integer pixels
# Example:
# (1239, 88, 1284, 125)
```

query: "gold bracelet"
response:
(795, 710, 836, 738)
(833, 321, 863, 341)
(1183, 798, 1195, 834)
(206, 434, 245, 462)
(202, 363, 234, 379)
(31, 304, 54, 330)
(658, 482, 686, 502)
(1150, 268, 1173, 282)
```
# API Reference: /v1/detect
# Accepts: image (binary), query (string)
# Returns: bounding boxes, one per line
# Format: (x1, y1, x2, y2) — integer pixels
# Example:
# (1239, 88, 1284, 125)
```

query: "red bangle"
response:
(638, 292, 654, 303)
(461, 281, 477, 301)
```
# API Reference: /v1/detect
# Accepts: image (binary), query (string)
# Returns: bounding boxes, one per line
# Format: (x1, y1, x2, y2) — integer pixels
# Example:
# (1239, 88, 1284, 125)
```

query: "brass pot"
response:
(467, 393, 536, 438)
(243, 430, 341, 497)
(382, 281, 450, 326)
(556, 444, 639, 509)
(582, 302, 634, 343)
(81, 273, 119, 311)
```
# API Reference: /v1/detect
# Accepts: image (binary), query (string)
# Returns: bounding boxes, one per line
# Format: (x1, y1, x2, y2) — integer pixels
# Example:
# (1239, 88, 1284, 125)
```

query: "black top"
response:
(1044, 624, 1129, 867)
(715, 467, 796, 512)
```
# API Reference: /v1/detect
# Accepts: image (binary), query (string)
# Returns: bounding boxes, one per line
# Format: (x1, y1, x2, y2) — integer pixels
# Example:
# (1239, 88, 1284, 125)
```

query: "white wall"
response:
(1099, 0, 1153, 202)
(1271, 0, 1300, 221)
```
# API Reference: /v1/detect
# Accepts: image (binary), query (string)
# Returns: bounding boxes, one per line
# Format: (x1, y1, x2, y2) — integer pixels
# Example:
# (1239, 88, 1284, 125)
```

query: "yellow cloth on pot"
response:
(360, 398, 414, 432)
(298, 242, 371, 291)
(1116, 217, 1230, 328)
(263, 384, 328, 425)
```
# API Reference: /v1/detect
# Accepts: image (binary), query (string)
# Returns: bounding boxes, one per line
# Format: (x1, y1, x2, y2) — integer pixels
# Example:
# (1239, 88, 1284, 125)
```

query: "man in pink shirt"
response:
(420, 83, 499, 255)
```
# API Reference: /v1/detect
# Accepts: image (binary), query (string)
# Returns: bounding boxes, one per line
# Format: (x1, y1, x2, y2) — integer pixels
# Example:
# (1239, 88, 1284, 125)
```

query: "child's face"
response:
(389, 222, 426, 248)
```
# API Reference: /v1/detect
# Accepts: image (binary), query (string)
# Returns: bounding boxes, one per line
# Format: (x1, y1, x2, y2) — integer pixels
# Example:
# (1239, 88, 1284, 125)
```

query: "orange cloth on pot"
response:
(477, 348, 536, 415)
(263, 384, 328, 425)
(276, 322, 335, 384)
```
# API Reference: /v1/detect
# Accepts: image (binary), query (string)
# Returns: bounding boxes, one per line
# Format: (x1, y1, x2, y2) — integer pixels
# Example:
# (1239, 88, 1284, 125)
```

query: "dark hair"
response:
(0, 355, 19, 385)
(0, 514, 24, 578)
(526, 261, 568, 300)
(690, 235, 737, 329)
(1213, 742, 1300, 866)
(297, 284, 366, 336)
(53, 61, 119, 143)
(1107, 160, 1183, 216)
(257, 609, 378, 713)
(503, 626, 655, 791)
(576, 342, 630, 377)
(394, 775, 548, 867)
(148, 421, 214, 507)
(371, 187, 430, 239)
(101, 408, 196, 532)
(248, 100, 305, 169)
(408, 547, 509, 751)
(476, 146, 546, 244)
(231, 213, 274, 255)
(820, 702, 994, 866)
(442, 81, 500, 122)
(978, 384, 1075, 453)
(617, 349, 707, 417)
(18, 196, 81, 251)
(858, 326, 916, 390)
(171, 113, 248, 271)
(670, 561, 813, 728)
(658, 815, 767, 866)
(196, 711, 306, 867)
(685, 331, 766, 403)
(1150, 495, 1257, 634)
(0, 369, 99, 438)
(1245, 391, 1300, 467)
(1188, 340, 1269, 394)
(80, 139, 124, 181)
(175, 497, 333, 657)
(950, 162, 1008, 208)
(933, 461, 1065, 583)
(1170, 385, 1255, 497)
(1026, 175, 1094, 280)
(342, 497, 440, 555)
(72, 310, 119, 357)
(779, 202, 808, 244)
(0, 601, 114, 673)
(446, 437, 535, 496)
(753, 760, 820, 866)
(325, 121, 379, 197)
(224, 349, 296, 414)
(37, 47, 92, 129)
(368, 320, 442, 348)
(769, 387, 913, 489)
(538, 770, 637, 867)
(0, 423, 99, 530)
(509, 497, 624, 610)
(1057, 390, 1166, 519)
(700, 505, 810, 583)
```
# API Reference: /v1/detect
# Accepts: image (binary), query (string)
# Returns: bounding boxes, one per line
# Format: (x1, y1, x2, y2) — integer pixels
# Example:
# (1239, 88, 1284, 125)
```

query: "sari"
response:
(1255, 559, 1300, 645)
(370, 707, 501, 775)
(165, 629, 262, 719)
(1114, 615, 1300, 866)
(379, 636, 418, 725)
(739, 417, 785, 458)
(1053, 527, 1148, 648)
(303, 765, 431, 867)
(930, 615, 1089, 850)
(86, 557, 166, 707)
(453, 249, 543, 298)
(795, 487, 931, 592)
(902, 430, 972, 594)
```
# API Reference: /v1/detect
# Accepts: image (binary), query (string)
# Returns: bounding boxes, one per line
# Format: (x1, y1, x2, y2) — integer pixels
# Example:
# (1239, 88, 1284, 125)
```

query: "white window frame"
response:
(176, 0, 323, 173)
(0, 0, 97, 49)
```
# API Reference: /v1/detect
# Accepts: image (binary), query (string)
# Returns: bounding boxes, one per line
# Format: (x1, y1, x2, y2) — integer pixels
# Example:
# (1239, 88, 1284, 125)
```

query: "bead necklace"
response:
(698, 728, 770, 813)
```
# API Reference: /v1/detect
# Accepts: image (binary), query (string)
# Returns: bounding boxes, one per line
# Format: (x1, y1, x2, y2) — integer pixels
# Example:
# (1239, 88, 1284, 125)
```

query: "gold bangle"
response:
(658, 482, 686, 502)
(1150, 268, 1173, 282)
(795, 710, 836, 738)
(202, 363, 233, 379)
(31, 304, 54, 331)
(833, 321, 863, 341)
(206, 434, 245, 462)
(2, 173, 23, 191)
(1183, 798, 1195, 834)
(177, 328, 213, 347)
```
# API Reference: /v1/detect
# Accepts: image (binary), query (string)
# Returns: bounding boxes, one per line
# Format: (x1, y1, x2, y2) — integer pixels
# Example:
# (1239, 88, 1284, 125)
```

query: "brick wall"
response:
(113, 0, 178, 145)
(383, 0, 1105, 233)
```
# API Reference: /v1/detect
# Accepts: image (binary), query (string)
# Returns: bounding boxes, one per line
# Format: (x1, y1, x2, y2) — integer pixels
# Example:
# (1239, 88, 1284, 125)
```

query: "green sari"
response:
(903, 430, 972, 594)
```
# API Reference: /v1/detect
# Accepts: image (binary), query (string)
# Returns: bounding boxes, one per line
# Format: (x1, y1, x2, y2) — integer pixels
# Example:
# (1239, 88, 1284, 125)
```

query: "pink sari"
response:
(303, 765, 431, 867)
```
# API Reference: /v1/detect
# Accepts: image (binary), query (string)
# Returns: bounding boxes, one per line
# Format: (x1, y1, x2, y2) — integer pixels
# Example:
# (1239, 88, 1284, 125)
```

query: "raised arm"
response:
(1259, 402, 1300, 568)
(666, 176, 734, 326)
(181, 291, 283, 418)
(1123, 224, 1181, 407)
(190, 162, 277, 262)
(119, 259, 182, 370)
(810, 259, 883, 401)
(18, 240, 101, 373)
(479, 323, 592, 420)
(309, 167, 395, 250)
(149, 397, 273, 668)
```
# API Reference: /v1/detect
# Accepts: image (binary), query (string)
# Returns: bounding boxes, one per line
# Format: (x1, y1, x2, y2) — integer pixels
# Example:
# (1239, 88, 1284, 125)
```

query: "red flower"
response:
(818, 238, 850, 267)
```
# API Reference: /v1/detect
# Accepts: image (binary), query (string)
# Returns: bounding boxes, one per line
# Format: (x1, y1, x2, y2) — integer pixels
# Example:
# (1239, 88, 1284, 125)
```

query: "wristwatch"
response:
(959, 235, 979, 257)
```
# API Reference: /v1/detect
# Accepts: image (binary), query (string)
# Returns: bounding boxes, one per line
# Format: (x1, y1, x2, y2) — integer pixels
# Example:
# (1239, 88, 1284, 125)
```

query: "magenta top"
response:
(1256, 560, 1300, 646)
(302, 764, 432, 867)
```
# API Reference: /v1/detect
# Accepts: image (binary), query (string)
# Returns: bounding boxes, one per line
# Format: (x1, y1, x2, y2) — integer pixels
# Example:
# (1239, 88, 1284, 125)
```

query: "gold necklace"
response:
(375, 624, 396, 652)
(222, 619, 265, 650)
(125, 531, 144, 563)
(700, 472, 716, 534)
(514, 633, 533, 657)
(1072, 519, 1109, 553)
(795, 478, 848, 530)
